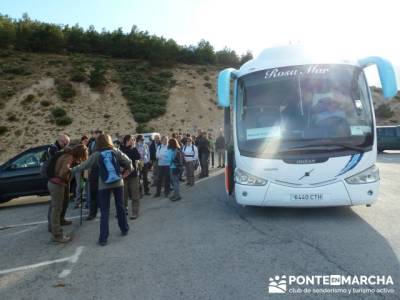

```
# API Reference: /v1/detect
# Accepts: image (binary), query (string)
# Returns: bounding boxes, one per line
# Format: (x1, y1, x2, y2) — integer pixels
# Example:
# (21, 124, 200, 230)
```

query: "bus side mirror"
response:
(217, 68, 237, 107)
(359, 56, 398, 99)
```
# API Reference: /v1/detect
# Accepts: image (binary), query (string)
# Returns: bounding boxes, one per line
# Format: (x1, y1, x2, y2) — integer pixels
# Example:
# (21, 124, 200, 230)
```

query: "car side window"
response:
(9, 150, 45, 170)
(384, 129, 395, 137)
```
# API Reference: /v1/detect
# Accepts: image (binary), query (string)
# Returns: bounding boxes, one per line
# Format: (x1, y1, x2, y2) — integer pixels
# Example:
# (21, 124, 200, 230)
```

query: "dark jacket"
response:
(120, 145, 141, 177)
(215, 136, 226, 150)
(88, 138, 96, 155)
(196, 136, 210, 155)
(149, 140, 160, 161)
(48, 141, 63, 158)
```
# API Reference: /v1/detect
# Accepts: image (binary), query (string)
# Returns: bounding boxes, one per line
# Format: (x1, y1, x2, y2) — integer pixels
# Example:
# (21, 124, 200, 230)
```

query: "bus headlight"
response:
(234, 168, 267, 186)
(345, 165, 380, 184)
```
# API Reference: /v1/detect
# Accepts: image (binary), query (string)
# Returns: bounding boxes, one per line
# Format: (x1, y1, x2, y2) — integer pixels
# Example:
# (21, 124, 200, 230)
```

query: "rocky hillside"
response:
(0, 51, 222, 162)
(371, 87, 400, 125)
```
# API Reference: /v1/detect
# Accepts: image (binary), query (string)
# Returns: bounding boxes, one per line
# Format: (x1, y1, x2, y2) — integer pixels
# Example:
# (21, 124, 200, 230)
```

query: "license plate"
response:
(290, 193, 324, 201)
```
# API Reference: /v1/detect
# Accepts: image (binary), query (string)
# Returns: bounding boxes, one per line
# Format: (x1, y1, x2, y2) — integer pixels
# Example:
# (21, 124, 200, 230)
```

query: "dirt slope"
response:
(0, 52, 223, 162)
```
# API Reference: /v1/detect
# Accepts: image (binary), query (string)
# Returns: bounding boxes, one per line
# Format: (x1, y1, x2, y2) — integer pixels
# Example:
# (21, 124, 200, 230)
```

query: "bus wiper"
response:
(280, 143, 365, 153)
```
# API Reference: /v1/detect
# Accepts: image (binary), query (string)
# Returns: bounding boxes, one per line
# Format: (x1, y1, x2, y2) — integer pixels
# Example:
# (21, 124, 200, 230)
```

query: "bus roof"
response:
(236, 45, 359, 78)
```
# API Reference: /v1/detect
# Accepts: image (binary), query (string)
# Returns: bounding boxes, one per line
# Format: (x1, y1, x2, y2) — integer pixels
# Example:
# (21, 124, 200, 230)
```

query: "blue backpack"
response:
(98, 150, 122, 184)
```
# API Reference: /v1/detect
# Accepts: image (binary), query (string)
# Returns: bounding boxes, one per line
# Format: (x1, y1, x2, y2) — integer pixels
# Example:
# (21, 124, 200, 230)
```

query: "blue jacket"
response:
(156, 144, 170, 166)
(168, 149, 176, 169)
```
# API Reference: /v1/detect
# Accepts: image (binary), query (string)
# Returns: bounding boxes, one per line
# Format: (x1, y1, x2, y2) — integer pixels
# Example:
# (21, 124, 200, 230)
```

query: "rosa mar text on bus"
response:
(217, 45, 398, 207)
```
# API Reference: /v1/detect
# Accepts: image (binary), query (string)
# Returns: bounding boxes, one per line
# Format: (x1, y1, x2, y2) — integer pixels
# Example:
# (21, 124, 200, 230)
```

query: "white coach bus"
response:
(217, 45, 397, 207)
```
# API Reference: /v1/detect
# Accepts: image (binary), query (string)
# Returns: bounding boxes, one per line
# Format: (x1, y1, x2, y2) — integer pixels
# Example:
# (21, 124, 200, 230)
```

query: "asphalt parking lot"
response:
(0, 152, 399, 300)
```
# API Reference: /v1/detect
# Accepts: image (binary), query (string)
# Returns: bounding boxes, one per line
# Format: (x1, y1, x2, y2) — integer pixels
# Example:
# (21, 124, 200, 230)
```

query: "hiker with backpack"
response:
(120, 135, 141, 220)
(47, 144, 88, 243)
(168, 138, 183, 201)
(73, 135, 90, 209)
(154, 136, 170, 198)
(42, 134, 72, 232)
(182, 137, 198, 186)
(46, 134, 71, 159)
(71, 134, 133, 246)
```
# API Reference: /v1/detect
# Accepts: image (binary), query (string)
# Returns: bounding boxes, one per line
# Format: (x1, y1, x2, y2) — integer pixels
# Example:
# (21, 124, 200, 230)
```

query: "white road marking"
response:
(0, 246, 84, 276)
(0, 215, 88, 230)
(58, 269, 71, 278)
(4, 225, 39, 237)
(189, 169, 224, 185)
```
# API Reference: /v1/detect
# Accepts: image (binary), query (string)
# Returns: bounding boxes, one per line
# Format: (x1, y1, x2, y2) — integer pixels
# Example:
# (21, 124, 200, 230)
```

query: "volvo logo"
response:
(299, 169, 314, 180)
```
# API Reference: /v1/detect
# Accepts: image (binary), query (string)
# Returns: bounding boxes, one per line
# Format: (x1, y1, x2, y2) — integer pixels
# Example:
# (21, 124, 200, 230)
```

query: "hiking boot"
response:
(98, 240, 107, 246)
(130, 212, 139, 220)
(121, 230, 129, 236)
(61, 220, 72, 226)
(170, 196, 182, 202)
(52, 235, 71, 244)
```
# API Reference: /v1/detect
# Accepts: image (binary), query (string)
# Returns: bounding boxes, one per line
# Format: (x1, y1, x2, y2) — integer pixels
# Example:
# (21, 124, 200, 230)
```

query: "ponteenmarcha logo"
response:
(268, 275, 287, 293)
(267, 274, 395, 295)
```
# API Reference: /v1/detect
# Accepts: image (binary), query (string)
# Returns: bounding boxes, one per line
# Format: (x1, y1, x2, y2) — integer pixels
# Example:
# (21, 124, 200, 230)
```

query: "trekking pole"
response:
(80, 178, 84, 225)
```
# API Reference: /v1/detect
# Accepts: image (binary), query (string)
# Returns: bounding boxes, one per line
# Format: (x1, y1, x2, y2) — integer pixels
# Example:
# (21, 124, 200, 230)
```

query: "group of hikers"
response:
(43, 129, 226, 246)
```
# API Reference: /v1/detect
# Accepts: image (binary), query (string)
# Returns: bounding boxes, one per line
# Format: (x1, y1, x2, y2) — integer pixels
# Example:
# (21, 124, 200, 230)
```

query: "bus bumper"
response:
(234, 181, 379, 207)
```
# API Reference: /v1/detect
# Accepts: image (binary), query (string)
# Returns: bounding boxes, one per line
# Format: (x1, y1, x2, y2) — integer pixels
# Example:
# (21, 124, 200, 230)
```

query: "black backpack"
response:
(173, 149, 185, 169)
(44, 151, 67, 179)
(40, 150, 50, 178)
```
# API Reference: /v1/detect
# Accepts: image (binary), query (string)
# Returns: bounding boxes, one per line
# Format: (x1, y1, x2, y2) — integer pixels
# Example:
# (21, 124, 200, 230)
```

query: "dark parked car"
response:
(377, 125, 400, 152)
(0, 145, 50, 203)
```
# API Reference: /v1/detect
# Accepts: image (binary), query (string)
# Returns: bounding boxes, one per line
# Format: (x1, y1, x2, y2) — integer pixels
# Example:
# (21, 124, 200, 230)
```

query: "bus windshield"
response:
(236, 64, 374, 158)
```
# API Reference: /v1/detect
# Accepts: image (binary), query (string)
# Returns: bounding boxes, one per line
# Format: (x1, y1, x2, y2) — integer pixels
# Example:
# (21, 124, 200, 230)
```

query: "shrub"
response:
(136, 123, 155, 133)
(89, 61, 107, 89)
(0, 64, 32, 75)
(21, 94, 35, 105)
(0, 87, 16, 99)
(158, 70, 173, 78)
(204, 75, 210, 81)
(133, 112, 151, 123)
(51, 107, 67, 118)
(7, 113, 18, 122)
(104, 114, 111, 119)
(169, 79, 177, 86)
(48, 59, 63, 65)
(40, 100, 51, 107)
(70, 70, 86, 82)
(204, 82, 212, 89)
(15, 129, 22, 136)
(196, 67, 207, 75)
(116, 64, 173, 124)
(55, 79, 76, 101)
(0, 126, 8, 136)
(375, 104, 394, 119)
(55, 116, 73, 126)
